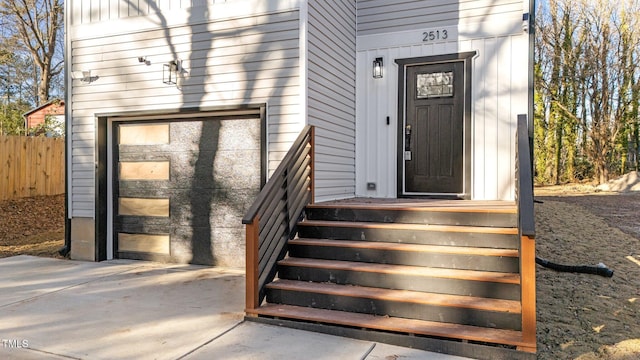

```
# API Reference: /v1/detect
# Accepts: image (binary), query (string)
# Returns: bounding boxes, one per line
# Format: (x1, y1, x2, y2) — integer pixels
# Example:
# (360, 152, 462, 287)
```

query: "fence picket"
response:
(0, 135, 65, 201)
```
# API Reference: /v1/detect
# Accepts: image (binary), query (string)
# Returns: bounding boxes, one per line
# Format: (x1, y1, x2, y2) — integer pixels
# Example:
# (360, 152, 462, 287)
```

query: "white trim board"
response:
(357, 21, 524, 51)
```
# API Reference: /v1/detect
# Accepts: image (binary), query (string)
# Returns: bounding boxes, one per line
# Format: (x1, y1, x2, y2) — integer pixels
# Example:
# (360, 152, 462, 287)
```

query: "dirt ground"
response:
(0, 194, 65, 258)
(535, 185, 640, 360)
(1, 191, 639, 359)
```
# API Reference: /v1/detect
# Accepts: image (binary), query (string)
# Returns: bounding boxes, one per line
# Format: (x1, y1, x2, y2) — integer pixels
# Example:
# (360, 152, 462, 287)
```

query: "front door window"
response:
(416, 71, 454, 98)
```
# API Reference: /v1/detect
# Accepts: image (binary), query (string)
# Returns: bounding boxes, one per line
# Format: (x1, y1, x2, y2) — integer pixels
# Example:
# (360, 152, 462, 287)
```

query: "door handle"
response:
(404, 125, 412, 151)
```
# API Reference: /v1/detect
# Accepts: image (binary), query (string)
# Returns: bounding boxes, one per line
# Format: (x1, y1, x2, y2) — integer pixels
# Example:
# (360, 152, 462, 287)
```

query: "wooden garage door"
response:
(113, 116, 261, 266)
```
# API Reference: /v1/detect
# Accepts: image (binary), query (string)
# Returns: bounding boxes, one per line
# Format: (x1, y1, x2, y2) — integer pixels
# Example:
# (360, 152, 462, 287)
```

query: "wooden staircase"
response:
(246, 200, 536, 358)
(243, 121, 536, 359)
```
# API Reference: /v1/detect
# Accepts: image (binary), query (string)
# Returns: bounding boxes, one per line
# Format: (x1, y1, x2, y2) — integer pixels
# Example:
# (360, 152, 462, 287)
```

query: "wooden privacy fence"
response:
(0, 135, 65, 201)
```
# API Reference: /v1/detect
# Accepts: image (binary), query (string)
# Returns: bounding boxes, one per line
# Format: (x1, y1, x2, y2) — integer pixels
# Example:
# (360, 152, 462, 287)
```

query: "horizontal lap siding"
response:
(356, 0, 524, 36)
(69, 9, 301, 217)
(307, 0, 357, 201)
(74, 0, 289, 24)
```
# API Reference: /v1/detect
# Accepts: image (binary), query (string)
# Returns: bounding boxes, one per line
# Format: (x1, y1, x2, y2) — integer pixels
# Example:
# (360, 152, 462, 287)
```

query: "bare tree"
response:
(535, 0, 640, 184)
(1, 0, 63, 105)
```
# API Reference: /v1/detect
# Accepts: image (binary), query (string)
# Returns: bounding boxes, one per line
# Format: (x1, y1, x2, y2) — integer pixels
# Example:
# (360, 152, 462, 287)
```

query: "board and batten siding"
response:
(306, 0, 357, 201)
(68, 3, 302, 217)
(356, 0, 526, 36)
(355, 1, 529, 201)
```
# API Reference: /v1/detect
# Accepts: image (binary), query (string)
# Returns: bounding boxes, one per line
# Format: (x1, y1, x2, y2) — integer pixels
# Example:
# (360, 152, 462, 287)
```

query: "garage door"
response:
(113, 116, 261, 266)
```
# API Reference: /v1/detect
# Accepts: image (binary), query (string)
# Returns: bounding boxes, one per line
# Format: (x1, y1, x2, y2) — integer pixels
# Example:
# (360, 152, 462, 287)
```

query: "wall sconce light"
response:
(373, 57, 383, 79)
(163, 60, 179, 85)
(71, 70, 97, 83)
(138, 56, 150, 65)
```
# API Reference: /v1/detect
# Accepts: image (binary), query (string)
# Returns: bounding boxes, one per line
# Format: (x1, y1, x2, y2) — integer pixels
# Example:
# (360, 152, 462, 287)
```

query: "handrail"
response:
(243, 125, 315, 310)
(516, 114, 535, 237)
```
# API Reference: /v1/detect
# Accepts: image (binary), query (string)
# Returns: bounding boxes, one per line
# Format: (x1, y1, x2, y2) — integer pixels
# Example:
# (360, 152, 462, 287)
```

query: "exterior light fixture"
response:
(71, 70, 96, 83)
(163, 60, 179, 85)
(138, 56, 150, 65)
(373, 57, 383, 79)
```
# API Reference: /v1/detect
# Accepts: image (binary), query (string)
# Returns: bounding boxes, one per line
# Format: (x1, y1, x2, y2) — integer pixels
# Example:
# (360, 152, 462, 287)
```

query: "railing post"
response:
(245, 216, 260, 311)
(309, 126, 315, 204)
(516, 114, 536, 352)
(519, 234, 537, 353)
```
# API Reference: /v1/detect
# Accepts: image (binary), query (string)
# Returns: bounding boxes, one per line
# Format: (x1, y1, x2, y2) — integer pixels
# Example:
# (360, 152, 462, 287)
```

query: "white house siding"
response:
(306, 0, 357, 202)
(355, 0, 529, 200)
(356, 0, 525, 36)
(70, 0, 300, 25)
(67, 0, 303, 217)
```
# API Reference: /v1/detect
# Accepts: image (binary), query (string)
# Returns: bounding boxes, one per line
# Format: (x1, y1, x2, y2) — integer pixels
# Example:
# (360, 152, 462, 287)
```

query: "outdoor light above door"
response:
(373, 57, 383, 79)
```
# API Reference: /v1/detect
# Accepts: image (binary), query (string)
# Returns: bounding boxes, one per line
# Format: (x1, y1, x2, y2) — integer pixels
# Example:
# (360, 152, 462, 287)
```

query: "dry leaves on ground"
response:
(535, 191, 640, 360)
(0, 194, 65, 258)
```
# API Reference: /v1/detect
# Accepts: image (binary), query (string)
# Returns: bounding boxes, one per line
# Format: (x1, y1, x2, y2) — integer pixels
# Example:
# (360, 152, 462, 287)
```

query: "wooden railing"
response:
(515, 114, 537, 353)
(243, 125, 315, 311)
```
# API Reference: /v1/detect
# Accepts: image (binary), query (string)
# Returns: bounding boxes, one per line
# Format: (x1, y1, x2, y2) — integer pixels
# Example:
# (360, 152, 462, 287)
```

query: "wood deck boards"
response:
(248, 304, 529, 348)
(279, 257, 521, 284)
(299, 220, 519, 234)
(289, 238, 519, 257)
(267, 279, 521, 313)
(311, 198, 517, 212)
(247, 197, 535, 355)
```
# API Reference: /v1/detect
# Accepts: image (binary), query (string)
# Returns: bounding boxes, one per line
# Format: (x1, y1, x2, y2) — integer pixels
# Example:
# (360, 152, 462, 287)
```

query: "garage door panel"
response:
(119, 123, 170, 145)
(212, 149, 262, 187)
(170, 121, 220, 151)
(116, 251, 172, 263)
(115, 219, 171, 234)
(117, 181, 175, 194)
(166, 153, 260, 190)
(118, 144, 175, 156)
(169, 189, 258, 225)
(119, 161, 170, 181)
(118, 233, 170, 254)
(117, 151, 173, 162)
(170, 226, 245, 267)
(114, 116, 261, 266)
(118, 197, 170, 217)
(116, 215, 171, 226)
(168, 118, 260, 152)
(216, 120, 261, 150)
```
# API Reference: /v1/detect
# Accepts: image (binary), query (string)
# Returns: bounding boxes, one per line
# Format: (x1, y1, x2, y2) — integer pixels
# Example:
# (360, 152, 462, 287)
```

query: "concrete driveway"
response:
(0, 256, 469, 360)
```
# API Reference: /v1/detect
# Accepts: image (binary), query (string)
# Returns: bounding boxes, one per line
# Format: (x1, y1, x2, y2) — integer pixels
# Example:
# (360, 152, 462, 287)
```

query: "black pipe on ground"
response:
(535, 256, 614, 278)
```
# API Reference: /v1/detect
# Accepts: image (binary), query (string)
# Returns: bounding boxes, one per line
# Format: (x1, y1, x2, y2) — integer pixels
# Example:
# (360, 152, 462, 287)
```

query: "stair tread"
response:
(307, 201, 517, 213)
(290, 238, 519, 257)
(267, 279, 521, 313)
(247, 303, 529, 347)
(279, 257, 521, 284)
(298, 220, 518, 234)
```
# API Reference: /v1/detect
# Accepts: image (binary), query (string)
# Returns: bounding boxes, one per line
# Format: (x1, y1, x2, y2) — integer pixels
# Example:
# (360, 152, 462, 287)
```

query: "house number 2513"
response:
(422, 30, 448, 42)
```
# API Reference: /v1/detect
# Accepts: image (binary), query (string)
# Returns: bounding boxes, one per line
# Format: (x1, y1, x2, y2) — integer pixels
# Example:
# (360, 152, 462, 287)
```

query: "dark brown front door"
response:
(403, 61, 464, 195)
